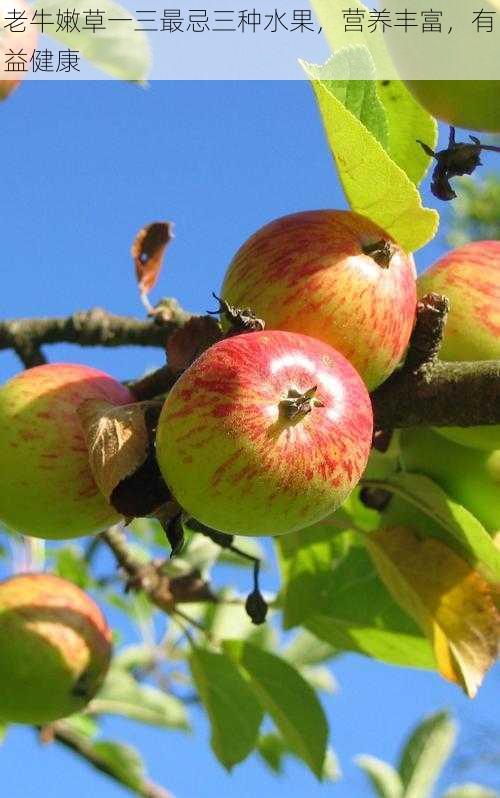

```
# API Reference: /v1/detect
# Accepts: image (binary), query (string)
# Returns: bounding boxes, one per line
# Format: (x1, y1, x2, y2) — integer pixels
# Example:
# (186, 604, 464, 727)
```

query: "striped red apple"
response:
(220, 210, 417, 390)
(155, 330, 373, 537)
(0, 363, 134, 539)
(418, 240, 500, 451)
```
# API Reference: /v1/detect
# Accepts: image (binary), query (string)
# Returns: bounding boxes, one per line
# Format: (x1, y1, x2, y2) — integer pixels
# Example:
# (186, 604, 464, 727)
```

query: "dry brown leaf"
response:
(366, 526, 500, 697)
(132, 221, 173, 296)
(166, 315, 222, 372)
(77, 399, 150, 501)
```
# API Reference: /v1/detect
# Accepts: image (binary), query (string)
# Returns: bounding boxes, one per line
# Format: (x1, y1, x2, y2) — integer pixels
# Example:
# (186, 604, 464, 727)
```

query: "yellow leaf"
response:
(306, 77, 438, 252)
(366, 526, 500, 697)
(77, 399, 150, 501)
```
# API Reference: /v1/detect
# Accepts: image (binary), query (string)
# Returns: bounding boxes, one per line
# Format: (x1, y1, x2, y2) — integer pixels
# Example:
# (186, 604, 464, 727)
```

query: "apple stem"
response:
(362, 239, 395, 269)
(279, 385, 324, 421)
(184, 517, 268, 625)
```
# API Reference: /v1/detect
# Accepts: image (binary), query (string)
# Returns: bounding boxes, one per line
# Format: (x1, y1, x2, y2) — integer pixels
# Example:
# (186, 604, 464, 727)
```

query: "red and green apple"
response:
(0, 363, 134, 539)
(0, 572, 112, 724)
(418, 240, 500, 451)
(155, 330, 373, 537)
(220, 210, 417, 390)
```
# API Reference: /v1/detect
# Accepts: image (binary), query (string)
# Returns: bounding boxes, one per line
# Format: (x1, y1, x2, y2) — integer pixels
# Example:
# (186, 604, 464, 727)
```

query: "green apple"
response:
(400, 427, 500, 533)
(418, 240, 500, 451)
(0, 573, 112, 724)
(404, 81, 500, 133)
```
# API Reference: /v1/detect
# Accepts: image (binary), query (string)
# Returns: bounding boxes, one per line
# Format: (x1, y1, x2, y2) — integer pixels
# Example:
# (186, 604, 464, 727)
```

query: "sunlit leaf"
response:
(376, 81, 438, 185)
(224, 640, 328, 779)
(301, 62, 438, 252)
(356, 755, 403, 798)
(189, 648, 263, 770)
(366, 527, 500, 696)
(89, 668, 189, 729)
(366, 474, 500, 581)
(38, 0, 151, 81)
(398, 711, 456, 798)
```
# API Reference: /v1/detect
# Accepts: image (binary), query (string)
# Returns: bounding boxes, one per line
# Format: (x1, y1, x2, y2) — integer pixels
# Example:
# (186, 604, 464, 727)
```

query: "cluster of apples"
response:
(400, 239, 500, 535)
(0, 213, 498, 726)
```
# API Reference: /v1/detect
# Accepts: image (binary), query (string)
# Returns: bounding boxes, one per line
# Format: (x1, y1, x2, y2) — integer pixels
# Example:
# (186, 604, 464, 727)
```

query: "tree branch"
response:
(42, 722, 175, 798)
(0, 303, 190, 364)
(99, 526, 216, 611)
(1, 304, 499, 429)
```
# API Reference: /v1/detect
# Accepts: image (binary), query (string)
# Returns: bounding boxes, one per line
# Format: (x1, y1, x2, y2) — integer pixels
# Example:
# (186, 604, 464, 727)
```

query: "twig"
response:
(99, 526, 215, 613)
(371, 294, 500, 429)
(0, 303, 190, 365)
(1, 304, 499, 429)
(42, 721, 174, 798)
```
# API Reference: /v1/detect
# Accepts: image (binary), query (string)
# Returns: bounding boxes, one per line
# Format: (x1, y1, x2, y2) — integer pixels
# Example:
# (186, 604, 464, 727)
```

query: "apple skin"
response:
(155, 330, 373, 537)
(404, 81, 500, 133)
(400, 427, 500, 534)
(0, 572, 112, 724)
(418, 240, 500, 451)
(0, 363, 134, 540)
(0, 0, 37, 101)
(220, 210, 417, 390)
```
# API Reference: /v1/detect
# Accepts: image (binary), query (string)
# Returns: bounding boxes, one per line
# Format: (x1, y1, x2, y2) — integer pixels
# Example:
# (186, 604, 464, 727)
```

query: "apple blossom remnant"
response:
(156, 330, 373, 537)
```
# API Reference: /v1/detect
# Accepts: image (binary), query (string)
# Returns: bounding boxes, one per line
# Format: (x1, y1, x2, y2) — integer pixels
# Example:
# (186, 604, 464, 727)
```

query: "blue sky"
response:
(0, 80, 499, 798)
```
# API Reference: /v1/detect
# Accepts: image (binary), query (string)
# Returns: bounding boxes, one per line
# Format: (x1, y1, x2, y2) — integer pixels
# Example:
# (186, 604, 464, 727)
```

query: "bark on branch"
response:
(0, 302, 190, 367)
(41, 721, 175, 798)
(1, 302, 499, 429)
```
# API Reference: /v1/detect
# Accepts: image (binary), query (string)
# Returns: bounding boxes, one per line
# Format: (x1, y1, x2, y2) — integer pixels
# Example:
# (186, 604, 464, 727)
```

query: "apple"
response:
(155, 330, 373, 537)
(220, 210, 416, 390)
(401, 427, 500, 533)
(404, 81, 500, 133)
(0, 363, 134, 539)
(418, 240, 500, 451)
(0, 572, 112, 724)
(0, 0, 37, 101)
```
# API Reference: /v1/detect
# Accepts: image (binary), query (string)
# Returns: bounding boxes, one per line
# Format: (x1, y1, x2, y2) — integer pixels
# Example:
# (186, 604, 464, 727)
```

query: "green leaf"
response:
(375, 81, 438, 185)
(258, 734, 339, 782)
(365, 473, 500, 581)
(310, 573, 434, 667)
(302, 62, 438, 252)
(90, 741, 147, 792)
(61, 714, 99, 739)
(257, 733, 287, 773)
(282, 629, 337, 667)
(355, 755, 403, 798)
(113, 644, 157, 672)
(0, 723, 7, 744)
(37, 0, 151, 81)
(299, 665, 337, 694)
(224, 640, 328, 779)
(398, 711, 456, 798)
(189, 648, 263, 770)
(53, 546, 91, 589)
(278, 523, 352, 628)
(88, 668, 189, 730)
(312, 0, 394, 75)
(443, 785, 500, 798)
(303, 48, 388, 147)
